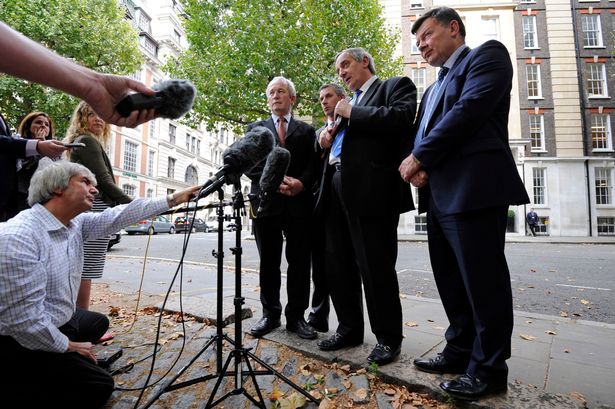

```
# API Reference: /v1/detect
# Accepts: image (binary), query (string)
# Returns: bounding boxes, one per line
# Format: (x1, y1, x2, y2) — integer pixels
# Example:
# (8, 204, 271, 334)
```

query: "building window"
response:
(415, 216, 427, 234)
(410, 68, 426, 101)
(480, 17, 499, 42)
(186, 133, 191, 151)
(123, 140, 138, 172)
(122, 184, 136, 198)
(185, 165, 198, 184)
(169, 124, 176, 144)
(173, 29, 181, 44)
(591, 114, 612, 150)
(587, 63, 608, 98)
(197, 139, 201, 156)
(597, 217, 615, 236)
(149, 118, 156, 139)
(146, 188, 154, 198)
(581, 15, 603, 48)
(138, 13, 151, 33)
(168, 157, 176, 179)
(409, 0, 423, 8)
(532, 167, 546, 205)
(410, 33, 420, 54)
(147, 149, 155, 176)
(529, 114, 545, 151)
(535, 216, 549, 235)
(520, 0, 535, 3)
(522, 16, 538, 49)
(139, 36, 157, 56)
(595, 167, 613, 205)
(166, 188, 175, 196)
(526, 65, 542, 99)
(191, 136, 196, 153)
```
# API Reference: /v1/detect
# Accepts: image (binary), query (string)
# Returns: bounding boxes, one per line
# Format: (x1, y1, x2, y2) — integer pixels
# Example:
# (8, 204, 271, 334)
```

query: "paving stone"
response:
(349, 374, 371, 403)
(259, 345, 279, 365)
(375, 392, 394, 409)
(325, 371, 347, 395)
(282, 356, 298, 377)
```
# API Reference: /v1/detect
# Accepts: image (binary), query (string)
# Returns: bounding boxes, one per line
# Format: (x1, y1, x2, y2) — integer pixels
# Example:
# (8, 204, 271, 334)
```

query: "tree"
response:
(169, 0, 402, 131)
(0, 0, 143, 136)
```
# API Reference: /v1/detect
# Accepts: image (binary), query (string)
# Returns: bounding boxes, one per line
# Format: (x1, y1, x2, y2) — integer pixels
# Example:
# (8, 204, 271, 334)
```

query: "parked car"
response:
(174, 216, 209, 233)
(206, 216, 237, 232)
(125, 215, 175, 235)
(107, 232, 121, 249)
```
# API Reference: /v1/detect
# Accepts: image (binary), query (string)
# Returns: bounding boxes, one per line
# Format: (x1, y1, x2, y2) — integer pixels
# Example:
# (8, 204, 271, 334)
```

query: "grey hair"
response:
(266, 76, 297, 98)
(28, 159, 97, 206)
(335, 48, 376, 74)
(319, 83, 346, 98)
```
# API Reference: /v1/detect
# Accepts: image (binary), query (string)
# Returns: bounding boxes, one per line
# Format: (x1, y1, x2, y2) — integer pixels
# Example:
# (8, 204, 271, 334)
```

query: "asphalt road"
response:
(109, 232, 615, 324)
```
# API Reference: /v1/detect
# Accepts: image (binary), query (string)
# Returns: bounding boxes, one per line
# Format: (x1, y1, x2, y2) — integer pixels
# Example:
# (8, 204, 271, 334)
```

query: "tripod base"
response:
(142, 333, 319, 408)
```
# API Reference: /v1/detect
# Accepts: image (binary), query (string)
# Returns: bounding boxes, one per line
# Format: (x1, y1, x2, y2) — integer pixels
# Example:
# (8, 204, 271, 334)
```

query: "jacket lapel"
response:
(356, 78, 381, 106)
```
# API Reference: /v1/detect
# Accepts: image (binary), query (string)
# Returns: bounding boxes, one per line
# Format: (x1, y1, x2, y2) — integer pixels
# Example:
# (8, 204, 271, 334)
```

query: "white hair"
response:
(266, 76, 297, 98)
(28, 159, 97, 206)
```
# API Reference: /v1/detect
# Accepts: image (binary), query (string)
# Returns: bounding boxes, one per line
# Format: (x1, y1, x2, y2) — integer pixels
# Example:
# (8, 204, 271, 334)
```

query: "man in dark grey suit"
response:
(399, 7, 530, 400)
(317, 49, 416, 366)
(246, 76, 319, 340)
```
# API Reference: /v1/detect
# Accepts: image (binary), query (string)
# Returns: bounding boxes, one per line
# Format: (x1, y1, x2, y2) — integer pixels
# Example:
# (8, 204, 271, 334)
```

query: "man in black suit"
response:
(0, 113, 67, 221)
(399, 7, 530, 400)
(247, 76, 319, 340)
(317, 48, 416, 366)
(307, 83, 347, 333)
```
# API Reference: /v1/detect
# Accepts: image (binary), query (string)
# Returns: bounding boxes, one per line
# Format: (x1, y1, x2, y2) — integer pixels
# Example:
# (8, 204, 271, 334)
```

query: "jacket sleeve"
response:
(71, 134, 132, 204)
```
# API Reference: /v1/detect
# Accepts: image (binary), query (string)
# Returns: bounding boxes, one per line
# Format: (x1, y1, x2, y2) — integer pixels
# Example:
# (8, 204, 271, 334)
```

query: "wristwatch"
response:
(166, 193, 177, 208)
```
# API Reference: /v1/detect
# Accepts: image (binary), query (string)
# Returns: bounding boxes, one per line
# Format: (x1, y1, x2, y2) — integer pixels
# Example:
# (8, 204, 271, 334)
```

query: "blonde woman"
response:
(66, 101, 131, 310)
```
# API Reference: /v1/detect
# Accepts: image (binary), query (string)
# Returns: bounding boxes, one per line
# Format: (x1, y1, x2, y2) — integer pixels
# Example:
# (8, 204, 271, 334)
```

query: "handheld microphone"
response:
(257, 147, 291, 214)
(196, 126, 275, 199)
(115, 79, 196, 119)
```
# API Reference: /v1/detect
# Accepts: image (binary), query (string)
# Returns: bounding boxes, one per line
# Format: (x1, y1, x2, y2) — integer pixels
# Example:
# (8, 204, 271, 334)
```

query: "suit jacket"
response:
(339, 76, 416, 216)
(246, 117, 318, 218)
(412, 40, 529, 214)
(70, 134, 131, 205)
(0, 113, 27, 216)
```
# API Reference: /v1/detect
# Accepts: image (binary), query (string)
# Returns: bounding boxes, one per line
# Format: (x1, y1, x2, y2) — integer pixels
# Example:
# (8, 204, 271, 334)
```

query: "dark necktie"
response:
(414, 67, 450, 147)
(277, 117, 286, 146)
(438, 66, 449, 82)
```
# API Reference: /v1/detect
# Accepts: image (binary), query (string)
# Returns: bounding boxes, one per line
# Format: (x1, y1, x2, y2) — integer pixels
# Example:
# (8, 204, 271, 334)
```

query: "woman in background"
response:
(15, 111, 56, 212)
(65, 101, 132, 310)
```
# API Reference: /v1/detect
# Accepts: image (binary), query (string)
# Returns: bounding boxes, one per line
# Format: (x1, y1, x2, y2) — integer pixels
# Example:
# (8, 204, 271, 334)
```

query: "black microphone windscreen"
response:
(116, 79, 196, 119)
(259, 147, 290, 195)
(222, 126, 275, 175)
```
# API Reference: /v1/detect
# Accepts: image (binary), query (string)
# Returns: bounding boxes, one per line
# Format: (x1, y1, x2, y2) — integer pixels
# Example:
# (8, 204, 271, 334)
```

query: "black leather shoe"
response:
(440, 374, 508, 401)
(413, 354, 467, 374)
(367, 343, 401, 366)
(286, 319, 317, 340)
(250, 317, 281, 338)
(307, 319, 328, 333)
(317, 332, 362, 351)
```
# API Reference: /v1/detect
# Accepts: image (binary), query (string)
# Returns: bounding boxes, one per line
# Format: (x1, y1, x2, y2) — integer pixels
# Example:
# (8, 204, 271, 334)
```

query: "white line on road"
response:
(556, 284, 611, 291)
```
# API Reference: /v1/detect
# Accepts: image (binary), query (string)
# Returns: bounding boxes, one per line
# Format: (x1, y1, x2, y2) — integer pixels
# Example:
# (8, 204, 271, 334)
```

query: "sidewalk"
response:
(398, 233, 615, 245)
(98, 258, 614, 408)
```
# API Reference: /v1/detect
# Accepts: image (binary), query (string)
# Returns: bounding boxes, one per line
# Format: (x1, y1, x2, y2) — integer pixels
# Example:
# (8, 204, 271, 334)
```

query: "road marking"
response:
(397, 268, 432, 274)
(556, 284, 611, 291)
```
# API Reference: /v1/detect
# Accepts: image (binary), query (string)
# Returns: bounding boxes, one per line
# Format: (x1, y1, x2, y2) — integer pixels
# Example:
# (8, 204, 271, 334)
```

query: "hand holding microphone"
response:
(115, 79, 196, 119)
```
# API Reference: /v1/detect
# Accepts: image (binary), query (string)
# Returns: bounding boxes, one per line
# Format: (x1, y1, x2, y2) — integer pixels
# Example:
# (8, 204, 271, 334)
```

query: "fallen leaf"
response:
(279, 392, 306, 409)
(310, 390, 323, 400)
(355, 368, 366, 375)
(326, 387, 339, 394)
(529, 269, 536, 272)
(560, 312, 569, 318)
(343, 380, 353, 389)
(545, 330, 557, 335)
(384, 388, 397, 395)
(339, 364, 351, 373)
(109, 306, 121, 317)
(354, 388, 368, 399)
(426, 319, 434, 322)
(269, 387, 283, 402)
(525, 320, 533, 324)
(564, 348, 571, 353)
(404, 321, 418, 327)
(318, 398, 334, 409)
(527, 285, 535, 288)
(580, 299, 590, 305)
(520, 334, 536, 341)
(569, 391, 586, 402)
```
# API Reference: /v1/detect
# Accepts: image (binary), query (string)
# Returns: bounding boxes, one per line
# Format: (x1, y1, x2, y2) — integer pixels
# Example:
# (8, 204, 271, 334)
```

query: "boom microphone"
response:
(196, 126, 275, 199)
(257, 147, 290, 214)
(116, 79, 196, 119)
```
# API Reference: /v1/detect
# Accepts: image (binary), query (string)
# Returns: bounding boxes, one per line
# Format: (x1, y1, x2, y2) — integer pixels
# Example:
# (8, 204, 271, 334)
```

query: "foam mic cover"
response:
(116, 79, 196, 119)
(259, 147, 291, 196)
(222, 126, 275, 177)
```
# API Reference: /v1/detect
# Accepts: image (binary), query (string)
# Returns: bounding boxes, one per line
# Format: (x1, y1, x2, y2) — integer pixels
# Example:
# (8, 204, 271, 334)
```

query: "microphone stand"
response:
(141, 184, 319, 408)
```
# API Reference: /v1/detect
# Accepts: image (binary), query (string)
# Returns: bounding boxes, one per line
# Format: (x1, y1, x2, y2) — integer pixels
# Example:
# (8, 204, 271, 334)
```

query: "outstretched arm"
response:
(0, 22, 155, 128)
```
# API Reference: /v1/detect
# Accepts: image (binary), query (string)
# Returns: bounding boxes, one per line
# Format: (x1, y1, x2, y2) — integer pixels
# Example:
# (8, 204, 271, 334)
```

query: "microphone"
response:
(196, 126, 275, 199)
(115, 79, 196, 119)
(257, 147, 291, 214)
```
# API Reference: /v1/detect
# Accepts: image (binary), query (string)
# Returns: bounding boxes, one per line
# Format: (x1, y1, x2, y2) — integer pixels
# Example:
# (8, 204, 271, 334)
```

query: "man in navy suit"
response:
(246, 76, 319, 340)
(317, 49, 416, 366)
(399, 7, 529, 400)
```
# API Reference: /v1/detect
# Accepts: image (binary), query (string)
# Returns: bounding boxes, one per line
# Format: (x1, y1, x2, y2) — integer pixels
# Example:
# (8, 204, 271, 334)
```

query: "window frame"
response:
(522, 15, 539, 49)
(595, 167, 613, 205)
(590, 114, 613, 151)
(587, 63, 608, 98)
(122, 140, 139, 173)
(581, 14, 604, 48)
(532, 167, 547, 205)
(526, 64, 543, 99)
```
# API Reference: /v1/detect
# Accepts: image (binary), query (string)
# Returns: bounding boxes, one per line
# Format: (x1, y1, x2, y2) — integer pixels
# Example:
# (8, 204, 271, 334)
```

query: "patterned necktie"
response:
(414, 67, 450, 147)
(277, 116, 286, 146)
(330, 90, 362, 159)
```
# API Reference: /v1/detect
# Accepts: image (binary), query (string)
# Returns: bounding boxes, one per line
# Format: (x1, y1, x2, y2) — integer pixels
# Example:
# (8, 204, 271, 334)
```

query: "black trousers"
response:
(0, 309, 113, 408)
(308, 210, 330, 326)
(427, 198, 512, 382)
(325, 170, 403, 346)
(253, 213, 312, 323)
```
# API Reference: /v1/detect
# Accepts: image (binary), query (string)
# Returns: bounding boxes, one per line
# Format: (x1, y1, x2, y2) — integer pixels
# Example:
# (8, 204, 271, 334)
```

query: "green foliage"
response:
(367, 360, 379, 374)
(169, 0, 402, 132)
(0, 0, 142, 136)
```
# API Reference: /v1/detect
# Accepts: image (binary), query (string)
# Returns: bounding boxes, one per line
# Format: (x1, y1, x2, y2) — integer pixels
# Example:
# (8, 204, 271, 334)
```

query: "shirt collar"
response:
(357, 75, 378, 99)
(271, 112, 292, 124)
(31, 203, 70, 232)
(442, 44, 468, 71)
